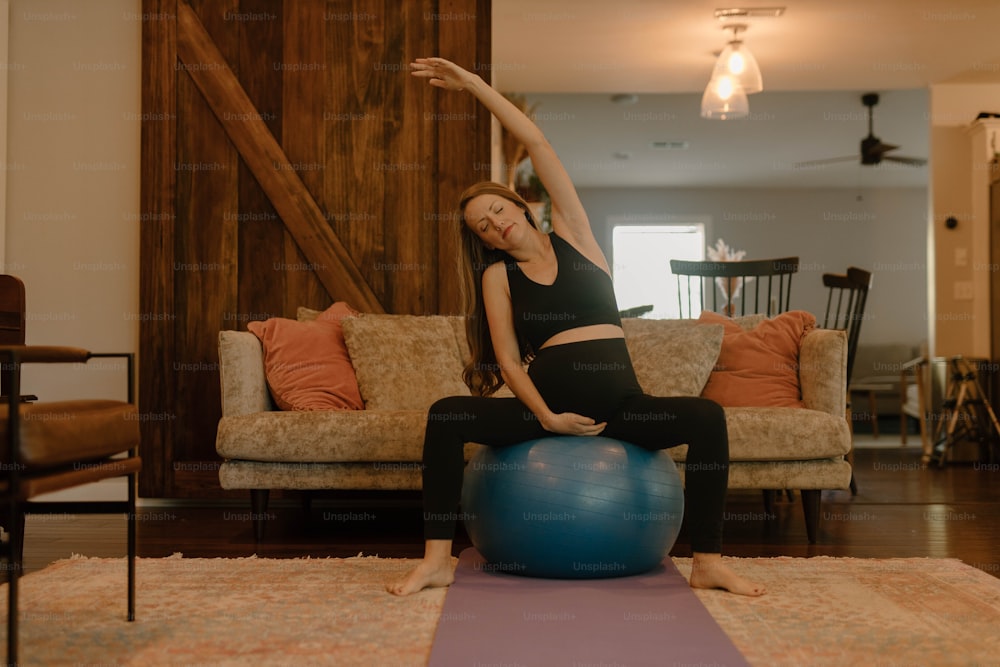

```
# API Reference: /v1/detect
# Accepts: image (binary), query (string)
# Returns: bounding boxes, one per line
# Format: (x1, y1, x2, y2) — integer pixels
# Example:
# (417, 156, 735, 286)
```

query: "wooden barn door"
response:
(139, 0, 491, 497)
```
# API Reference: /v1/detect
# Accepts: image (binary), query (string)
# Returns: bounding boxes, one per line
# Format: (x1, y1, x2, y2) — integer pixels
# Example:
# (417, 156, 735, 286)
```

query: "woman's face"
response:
(463, 194, 527, 250)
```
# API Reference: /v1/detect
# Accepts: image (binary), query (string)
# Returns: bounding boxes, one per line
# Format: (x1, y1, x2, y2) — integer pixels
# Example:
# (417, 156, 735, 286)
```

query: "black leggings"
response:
(422, 338, 729, 553)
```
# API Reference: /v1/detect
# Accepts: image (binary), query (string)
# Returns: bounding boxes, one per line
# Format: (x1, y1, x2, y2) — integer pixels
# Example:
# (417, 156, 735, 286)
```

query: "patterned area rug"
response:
(673, 556, 1000, 666)
(2, 554, 999, 666)
(3, 554, 442, 667)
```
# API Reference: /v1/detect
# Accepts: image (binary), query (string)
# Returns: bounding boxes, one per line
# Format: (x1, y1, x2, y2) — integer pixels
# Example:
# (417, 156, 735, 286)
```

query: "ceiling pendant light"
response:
(700, 73, 749, 120)
(700, 22, 761, 120)
(711, 24, 763, 94)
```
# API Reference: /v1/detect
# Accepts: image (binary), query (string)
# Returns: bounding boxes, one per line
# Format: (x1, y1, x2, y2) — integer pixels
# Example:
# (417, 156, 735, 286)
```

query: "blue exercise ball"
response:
(461, 435, 685, 579)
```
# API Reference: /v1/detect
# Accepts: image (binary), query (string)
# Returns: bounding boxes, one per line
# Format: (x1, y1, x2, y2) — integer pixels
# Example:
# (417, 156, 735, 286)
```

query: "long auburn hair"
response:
(456, 181, 538, 396)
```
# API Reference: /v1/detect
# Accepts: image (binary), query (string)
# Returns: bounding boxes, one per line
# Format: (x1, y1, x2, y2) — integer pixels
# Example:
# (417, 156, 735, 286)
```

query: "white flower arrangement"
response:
(706, 238, 753, 308)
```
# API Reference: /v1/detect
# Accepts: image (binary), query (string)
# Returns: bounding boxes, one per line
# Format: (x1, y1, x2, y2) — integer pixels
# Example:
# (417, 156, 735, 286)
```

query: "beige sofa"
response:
(216, 312, 852, 543)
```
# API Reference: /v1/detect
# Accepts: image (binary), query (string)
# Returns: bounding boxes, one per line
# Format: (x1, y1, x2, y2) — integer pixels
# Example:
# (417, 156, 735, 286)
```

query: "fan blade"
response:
(793, 156, 857, 169)
(870, 141, 899, 156)
(882, 155, 927, 166)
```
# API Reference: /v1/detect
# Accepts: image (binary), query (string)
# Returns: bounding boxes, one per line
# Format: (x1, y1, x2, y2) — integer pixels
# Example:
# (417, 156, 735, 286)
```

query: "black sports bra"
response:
(505, 233, 622, 351)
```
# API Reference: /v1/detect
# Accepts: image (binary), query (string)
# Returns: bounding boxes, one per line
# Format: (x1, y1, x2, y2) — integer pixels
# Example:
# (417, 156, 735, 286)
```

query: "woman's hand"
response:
(540, 412, 607, 437)
(410, 57, 478, 92)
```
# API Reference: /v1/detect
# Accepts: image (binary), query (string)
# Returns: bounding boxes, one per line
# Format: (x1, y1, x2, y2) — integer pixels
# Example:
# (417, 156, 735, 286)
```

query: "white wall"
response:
(0, 0, 6, 262)
(1, 0, 9, 260)
(4, 0, 140, 401)
(580, 186, 929, 346)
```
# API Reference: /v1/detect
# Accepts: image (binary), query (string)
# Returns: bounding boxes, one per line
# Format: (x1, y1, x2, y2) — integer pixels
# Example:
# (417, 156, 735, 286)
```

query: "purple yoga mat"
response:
(428, 548, 749, 667)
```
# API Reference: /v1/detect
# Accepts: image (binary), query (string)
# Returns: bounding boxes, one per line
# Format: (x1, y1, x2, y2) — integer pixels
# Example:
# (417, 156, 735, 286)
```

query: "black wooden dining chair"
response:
(669, 257, 799, 318)
(821, 267, 873, 383)
(820, 266, 873, 495)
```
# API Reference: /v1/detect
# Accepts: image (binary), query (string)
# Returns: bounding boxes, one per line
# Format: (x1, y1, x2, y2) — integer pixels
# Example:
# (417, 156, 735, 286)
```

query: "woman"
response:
(388, 57, 765, 598)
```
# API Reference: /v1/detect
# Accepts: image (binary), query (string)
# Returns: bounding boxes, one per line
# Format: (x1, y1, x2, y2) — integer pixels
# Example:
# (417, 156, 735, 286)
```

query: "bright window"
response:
(612, 222, 706, 319)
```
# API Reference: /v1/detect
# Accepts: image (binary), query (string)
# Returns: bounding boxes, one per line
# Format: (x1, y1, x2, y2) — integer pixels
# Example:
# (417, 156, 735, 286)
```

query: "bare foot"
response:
(386, 558, 455, 596)
(688, 553, 766, 597)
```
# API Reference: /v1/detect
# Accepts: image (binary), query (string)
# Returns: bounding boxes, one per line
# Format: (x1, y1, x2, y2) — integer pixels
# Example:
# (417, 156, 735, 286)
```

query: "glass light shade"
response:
(700, 74, 749, 120)
(712, 39, 762, 94)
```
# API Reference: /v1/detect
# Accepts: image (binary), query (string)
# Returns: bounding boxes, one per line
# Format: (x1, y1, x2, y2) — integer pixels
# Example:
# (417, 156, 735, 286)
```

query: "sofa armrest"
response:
(799, 328, 847, 417)
(218, 330, 274, 416)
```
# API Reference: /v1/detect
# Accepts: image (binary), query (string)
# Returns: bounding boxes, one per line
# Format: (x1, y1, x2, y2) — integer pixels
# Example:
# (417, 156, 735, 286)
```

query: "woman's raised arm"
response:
(410, 57, 599, 253)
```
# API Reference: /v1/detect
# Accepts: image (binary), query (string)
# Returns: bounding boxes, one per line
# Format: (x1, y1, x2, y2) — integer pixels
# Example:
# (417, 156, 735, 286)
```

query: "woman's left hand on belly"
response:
(540, 411, 607, 436)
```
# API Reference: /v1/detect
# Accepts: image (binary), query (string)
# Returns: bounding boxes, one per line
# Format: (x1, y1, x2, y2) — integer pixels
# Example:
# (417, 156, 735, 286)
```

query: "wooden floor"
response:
(17, 441, 1000, 580)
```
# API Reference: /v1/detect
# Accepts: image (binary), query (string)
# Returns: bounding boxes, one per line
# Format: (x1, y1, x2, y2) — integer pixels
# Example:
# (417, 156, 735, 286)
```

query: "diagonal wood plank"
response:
(175, 0, 384, 313)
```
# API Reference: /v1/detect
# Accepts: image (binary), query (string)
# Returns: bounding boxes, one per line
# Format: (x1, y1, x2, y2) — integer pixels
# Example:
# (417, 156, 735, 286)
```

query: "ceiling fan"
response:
(796, 93, 927, 169)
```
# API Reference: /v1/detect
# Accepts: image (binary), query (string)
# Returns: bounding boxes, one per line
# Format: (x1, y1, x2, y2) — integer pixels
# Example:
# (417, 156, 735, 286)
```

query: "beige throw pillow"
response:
(341, 314, 470, 410)
(622, 319, 724, 397)
(297, 306, 324, 321)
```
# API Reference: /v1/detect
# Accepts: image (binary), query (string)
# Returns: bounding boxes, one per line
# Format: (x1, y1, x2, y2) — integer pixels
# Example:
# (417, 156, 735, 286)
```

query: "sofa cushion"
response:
(218, 405, 849, 464)
(219, 460, 431, 492)
(621, 319, 724, 396)
(709, 458, 852, 490)
(246, 302, 363, 411)
(698, 310, 816, 408)
(342, 314, 470, 410)
(217, 409, 429, 462)
(722, 407, 850, 461)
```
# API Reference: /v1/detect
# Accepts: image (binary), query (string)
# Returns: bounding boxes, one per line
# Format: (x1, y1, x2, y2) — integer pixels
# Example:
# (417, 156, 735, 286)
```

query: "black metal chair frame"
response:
(1, 350, 139, 663)
(670, 257, 799, 318)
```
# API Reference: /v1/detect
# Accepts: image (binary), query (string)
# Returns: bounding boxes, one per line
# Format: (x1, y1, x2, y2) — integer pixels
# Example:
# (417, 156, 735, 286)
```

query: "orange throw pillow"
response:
(697, 310, 816, 408)
(247, 302, 364, 411)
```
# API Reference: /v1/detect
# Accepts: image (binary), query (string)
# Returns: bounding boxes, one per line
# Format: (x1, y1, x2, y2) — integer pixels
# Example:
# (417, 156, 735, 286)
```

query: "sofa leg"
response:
(800, 490, 821, 544)
(301, 491, 312, 519)
(761, 490, 776, 517)
(250, 489, 269, 543)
